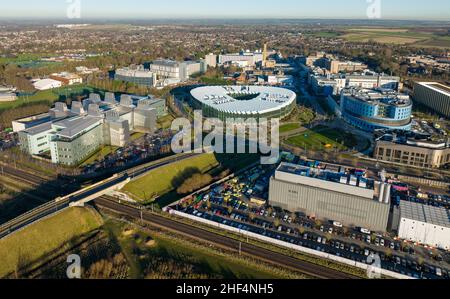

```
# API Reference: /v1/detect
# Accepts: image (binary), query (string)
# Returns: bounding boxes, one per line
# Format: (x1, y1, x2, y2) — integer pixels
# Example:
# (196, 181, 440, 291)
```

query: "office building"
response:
(16, 92, 158, 165)
(49, 116, 104, 165)
(205, 53, 217, 68)
(269, 162, 391, 232)
(340, 88, 413, 132)
(190, 85, 296, 120)
(33, 79, 62, 90)
(398, 201, 450, 250)
(374, 131, 450, 168)
(309, 70, 400, 97)
(413, 82, 450, 118)
(300, 53, 367, 74)
(150, 59, 206, 82)
(0, 92, 16, 102)
(115, 66, 157, 87)
(218, 50, 267, 67)
(49, 72, 83, 85)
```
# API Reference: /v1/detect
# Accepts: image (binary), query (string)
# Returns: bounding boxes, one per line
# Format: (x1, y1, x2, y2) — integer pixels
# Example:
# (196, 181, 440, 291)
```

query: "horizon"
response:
(1, 0, 450, 21)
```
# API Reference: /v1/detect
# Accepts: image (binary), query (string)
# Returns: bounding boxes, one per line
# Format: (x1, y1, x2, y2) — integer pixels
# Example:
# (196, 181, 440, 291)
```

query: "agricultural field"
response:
(0, 207, 104, 278)
(341, 27, 450, 47)
(285, 126, 357, 152)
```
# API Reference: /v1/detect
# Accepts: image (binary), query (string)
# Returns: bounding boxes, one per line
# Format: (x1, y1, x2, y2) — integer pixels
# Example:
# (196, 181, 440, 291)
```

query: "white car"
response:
(333, 222, 343, 228)
(360, 228, 371, 235)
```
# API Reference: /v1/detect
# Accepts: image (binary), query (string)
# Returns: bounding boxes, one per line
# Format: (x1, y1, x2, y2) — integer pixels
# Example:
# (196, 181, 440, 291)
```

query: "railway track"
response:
(0, 164, 50, 186)
(94, 196, 360, 280)
(0, 153, 198, 240)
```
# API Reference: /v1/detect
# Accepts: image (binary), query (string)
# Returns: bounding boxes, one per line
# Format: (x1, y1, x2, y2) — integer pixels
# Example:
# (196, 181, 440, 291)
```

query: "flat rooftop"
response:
(400, 201, 450, 228)
(342, 87, 411, 107)
(276, 162, 375, 191)
(417, 82, 450, 96)
(191, 85, 296, 115)
(53, 116, 103, 139)
(22, 122, 52, 135)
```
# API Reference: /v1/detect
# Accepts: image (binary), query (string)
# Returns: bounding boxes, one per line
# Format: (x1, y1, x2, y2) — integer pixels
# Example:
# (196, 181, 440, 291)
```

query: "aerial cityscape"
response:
(0, 0, 449, 290)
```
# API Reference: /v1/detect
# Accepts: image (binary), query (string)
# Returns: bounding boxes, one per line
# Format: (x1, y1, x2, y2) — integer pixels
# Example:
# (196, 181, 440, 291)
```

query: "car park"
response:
(176, 162, 450, 280)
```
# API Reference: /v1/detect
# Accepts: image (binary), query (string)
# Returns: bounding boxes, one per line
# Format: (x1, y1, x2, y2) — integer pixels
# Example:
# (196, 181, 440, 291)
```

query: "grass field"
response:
(286, 126, 357, 151)
(104, 219, 292, 279)
(0, 84, 104, 111)
(122, 153, 220, 202)
(0, 207, 103, 278)
(280, 123, 301, 133)
(341, 28, 450, 47)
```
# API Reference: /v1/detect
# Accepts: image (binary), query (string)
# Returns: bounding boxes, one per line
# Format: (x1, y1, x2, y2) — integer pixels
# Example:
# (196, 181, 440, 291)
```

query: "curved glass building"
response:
(190, 85, 296, 120)
(340, 88, 412, 132)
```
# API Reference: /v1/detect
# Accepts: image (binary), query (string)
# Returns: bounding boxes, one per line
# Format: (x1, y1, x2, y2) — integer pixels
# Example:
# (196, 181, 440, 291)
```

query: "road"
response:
(0, 153, 198, 239)
(94, 196, 359, 279)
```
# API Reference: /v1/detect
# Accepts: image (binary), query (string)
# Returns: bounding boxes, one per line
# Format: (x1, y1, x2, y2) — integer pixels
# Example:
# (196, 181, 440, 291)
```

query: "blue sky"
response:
(1, 0, 449, 20)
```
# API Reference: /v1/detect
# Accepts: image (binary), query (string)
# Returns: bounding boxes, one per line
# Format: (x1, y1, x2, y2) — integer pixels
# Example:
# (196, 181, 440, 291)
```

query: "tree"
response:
(315, 219, 322, 228)
(274, 219, 280, 228)
(176, 173, 213, 195)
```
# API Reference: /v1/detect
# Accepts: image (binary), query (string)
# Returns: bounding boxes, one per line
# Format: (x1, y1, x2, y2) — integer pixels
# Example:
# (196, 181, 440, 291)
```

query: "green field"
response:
(341, 28, 450, 47)
(104, 219, 292, 279)
(0, 207, 103, 278)
(0, 84, 105, 111)
(280, 123, 301, 133)
(286, 126, 357, 151)
(122, 153, 220, 202)
(305, 31, 341, 38)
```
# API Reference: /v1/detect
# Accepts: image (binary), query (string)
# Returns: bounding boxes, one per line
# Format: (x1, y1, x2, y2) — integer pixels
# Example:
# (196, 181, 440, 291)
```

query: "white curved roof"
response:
(191, 85, 296, 115)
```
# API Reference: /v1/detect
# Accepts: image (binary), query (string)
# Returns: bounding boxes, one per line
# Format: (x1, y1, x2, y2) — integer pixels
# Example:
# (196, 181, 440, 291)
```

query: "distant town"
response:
(0, 17, 449, 282)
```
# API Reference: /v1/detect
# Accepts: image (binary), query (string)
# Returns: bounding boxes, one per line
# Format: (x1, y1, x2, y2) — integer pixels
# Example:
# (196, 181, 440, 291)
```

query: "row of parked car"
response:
(184, 205, 447, 279)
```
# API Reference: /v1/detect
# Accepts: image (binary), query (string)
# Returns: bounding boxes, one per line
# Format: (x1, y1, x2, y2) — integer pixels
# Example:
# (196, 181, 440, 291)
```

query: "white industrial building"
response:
(0, 92, 17, 102)
(16, 93, 158, 166)
(33, 79, 62, 90)
(398, 201, 450, 250)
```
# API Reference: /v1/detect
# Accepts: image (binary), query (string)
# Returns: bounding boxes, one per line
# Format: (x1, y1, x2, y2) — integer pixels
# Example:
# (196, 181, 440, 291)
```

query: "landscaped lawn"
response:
(280, 123, 301, 133)
(0, 207, 103, 278)
(286, 127, 357, 151)
(122, 153, 220, 202)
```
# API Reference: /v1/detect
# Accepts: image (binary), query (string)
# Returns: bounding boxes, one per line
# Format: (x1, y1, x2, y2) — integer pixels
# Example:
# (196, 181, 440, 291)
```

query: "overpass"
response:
(0, 153, 198, 240)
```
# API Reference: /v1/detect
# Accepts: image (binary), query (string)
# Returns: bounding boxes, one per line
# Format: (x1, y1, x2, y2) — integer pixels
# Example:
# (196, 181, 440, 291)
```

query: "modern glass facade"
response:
(340, 88, 413, 132)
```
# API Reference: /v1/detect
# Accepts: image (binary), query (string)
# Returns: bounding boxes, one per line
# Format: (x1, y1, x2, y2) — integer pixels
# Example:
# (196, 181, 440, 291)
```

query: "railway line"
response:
(94, 196, 360, 280)
(0, 153, 198, 240)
